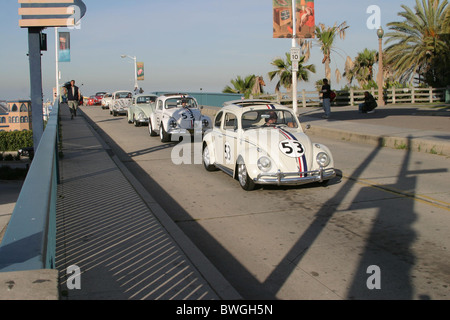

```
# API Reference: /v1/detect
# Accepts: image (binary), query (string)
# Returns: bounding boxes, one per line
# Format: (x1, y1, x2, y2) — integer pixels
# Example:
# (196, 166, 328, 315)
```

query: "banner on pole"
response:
(58, 32, 71, 62)
(273, 0, 315, 39)
(137, 62, 144, 81)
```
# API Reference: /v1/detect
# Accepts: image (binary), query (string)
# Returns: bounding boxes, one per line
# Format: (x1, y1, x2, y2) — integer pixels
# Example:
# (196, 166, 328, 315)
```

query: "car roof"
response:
(158, 93, 195, 100)
(222, 99, 289, 113)
(135, 94, 157, 97)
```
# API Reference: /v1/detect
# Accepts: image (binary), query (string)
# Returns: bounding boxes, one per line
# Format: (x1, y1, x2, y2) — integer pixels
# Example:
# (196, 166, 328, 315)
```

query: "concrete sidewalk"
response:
(296, 104, 450, 157)
(55, 104, 241, 300)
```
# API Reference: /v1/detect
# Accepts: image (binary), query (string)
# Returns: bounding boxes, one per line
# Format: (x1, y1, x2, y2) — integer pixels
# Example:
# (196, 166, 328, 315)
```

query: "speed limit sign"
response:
(290, 47, 301, 61)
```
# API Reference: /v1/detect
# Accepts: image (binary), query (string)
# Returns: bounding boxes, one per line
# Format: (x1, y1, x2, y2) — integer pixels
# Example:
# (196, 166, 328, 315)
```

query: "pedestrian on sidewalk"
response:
(321, 78, 331, 119)
(358, 91, 377, 114)
(65, 80, 81, 120)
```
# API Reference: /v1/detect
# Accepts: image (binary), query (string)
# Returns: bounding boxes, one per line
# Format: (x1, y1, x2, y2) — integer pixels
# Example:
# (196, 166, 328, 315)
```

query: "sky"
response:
(0, 0, 419, 101)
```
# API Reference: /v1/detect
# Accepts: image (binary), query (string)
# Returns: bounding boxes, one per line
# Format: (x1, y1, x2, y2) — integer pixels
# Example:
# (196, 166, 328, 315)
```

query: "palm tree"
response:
(384, 0, 449, 86)
(314, 21, 349, 82)
(345, 49, 378, 87)
(222, 75, 256, 98)
(267, 52, 316, 94)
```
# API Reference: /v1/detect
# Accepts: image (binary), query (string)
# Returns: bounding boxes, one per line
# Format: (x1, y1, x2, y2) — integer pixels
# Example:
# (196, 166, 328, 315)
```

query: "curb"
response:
(305, 125, 450, 157)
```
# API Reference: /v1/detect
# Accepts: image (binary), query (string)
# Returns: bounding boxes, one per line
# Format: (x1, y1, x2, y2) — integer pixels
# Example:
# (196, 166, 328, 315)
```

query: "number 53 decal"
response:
(182, 112, 194, 120)
(279, 140, 305, 158)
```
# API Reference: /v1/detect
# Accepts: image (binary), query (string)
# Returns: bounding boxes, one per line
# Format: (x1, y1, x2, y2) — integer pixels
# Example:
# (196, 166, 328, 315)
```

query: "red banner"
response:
(273, 0, 315, 39)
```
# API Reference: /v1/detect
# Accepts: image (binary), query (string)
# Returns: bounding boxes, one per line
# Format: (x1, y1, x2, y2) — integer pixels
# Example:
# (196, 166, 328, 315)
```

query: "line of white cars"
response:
(102, 91, 213, 141)
(99, 92, 336, 191)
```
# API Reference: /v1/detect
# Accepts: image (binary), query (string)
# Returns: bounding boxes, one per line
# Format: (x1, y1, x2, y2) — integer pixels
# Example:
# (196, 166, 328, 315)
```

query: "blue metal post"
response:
(28, 27, 45, 151)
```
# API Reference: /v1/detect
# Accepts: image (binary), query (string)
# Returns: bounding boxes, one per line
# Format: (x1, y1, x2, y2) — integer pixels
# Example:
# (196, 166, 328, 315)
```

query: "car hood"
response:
(242, 127, 313, 172)
(168, 108, 203, 127)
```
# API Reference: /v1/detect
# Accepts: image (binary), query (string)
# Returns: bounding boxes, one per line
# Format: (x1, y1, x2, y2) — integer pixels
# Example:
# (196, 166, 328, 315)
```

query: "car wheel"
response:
(148, 121, 157, 136)
(203, 144, 218, 171)
(237, 161, 255, 191)
(160, 124, 171, 142)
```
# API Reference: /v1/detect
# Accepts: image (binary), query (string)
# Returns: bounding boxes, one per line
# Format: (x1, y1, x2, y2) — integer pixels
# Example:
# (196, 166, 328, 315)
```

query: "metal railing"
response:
(259, 87, 448, 107)
(0, 100, 60, 272)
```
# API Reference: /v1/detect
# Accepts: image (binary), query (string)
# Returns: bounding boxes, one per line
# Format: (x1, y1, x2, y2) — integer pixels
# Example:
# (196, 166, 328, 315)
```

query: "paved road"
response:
(80, 104, 450, 300)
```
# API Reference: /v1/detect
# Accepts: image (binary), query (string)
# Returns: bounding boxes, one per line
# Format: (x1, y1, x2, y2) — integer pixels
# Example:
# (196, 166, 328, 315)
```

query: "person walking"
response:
(321, 78, 331, 119)
(65, 80, 81, 120)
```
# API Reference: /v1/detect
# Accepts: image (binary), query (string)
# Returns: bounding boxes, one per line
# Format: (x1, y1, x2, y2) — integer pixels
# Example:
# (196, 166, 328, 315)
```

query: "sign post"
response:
(18, 0, 86, 150)
(291, 0, 298, 116)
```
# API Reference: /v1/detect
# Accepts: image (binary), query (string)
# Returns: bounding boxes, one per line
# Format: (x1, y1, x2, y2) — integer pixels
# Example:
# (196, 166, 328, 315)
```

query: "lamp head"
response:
(377, 27, 384, 39)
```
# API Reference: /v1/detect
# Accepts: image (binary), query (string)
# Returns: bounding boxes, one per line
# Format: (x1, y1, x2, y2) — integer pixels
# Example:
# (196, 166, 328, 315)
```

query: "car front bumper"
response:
(254, 168, 336, 186)
(168, 128, 208, 136)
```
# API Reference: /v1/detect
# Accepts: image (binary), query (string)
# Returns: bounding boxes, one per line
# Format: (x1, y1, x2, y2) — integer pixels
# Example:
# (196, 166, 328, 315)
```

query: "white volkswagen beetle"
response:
(109, 90, 133, 116)
(127, 94, 158, 126)
(202, 99, 336, 190)
(148, 93, 212, 142)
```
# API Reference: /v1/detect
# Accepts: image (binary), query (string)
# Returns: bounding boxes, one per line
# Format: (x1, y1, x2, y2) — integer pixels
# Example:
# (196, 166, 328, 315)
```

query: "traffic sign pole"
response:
(291, 0, 298, 116)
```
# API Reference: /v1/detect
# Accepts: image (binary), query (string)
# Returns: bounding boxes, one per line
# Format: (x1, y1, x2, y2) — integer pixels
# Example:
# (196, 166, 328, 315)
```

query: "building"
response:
(0, 100, 32, 132)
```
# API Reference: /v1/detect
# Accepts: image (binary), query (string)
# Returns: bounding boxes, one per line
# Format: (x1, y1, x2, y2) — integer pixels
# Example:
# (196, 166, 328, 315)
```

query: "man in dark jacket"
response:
(321, 78, 331, 118)
(65, 80, 81, 119)
(359, 91, 377, 113)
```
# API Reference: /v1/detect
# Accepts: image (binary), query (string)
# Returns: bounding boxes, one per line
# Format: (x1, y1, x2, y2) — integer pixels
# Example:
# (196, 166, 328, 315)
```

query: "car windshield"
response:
(165, 97, 197, 109)
(137, 96, 156, 104)
(241, 109, 299, 130)
(115, 92, 132, 99)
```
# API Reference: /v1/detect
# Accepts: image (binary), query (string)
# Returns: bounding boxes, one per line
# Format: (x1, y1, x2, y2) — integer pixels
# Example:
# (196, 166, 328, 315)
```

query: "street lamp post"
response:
(121, 54, 138, 92)
(377, 27, 385, 107)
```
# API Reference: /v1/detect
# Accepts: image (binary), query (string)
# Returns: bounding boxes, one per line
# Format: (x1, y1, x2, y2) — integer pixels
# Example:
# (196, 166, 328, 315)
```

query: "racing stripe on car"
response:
(183, 106, 195, 128)
(266, 104, 276, 109)
(278, 128, 308, 177)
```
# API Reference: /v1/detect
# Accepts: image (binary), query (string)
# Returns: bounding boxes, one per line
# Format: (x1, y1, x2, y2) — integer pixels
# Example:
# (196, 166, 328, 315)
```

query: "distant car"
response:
(202, 99, 336, 190)
(109, 90, 133, 116)
(94, 92, 107, 105)
(101, 93, 113, 109)
(127, 94, 158, 126)
(87, 96, 96, 106)
(148, 93, 212, 142)
(18, 146, 34, 160)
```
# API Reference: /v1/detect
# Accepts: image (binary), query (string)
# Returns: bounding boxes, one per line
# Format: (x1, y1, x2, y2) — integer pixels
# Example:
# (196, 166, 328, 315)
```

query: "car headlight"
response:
(316, 152, 330, 167)
(257, 156, 272, 172)
(169, 118, 177, 128)
(202, 119, 209, 128)
(137, 112, 145, 120)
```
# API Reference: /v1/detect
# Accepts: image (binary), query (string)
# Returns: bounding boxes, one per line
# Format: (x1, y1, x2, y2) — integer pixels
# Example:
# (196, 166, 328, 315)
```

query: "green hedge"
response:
(0, 131, 34, 151)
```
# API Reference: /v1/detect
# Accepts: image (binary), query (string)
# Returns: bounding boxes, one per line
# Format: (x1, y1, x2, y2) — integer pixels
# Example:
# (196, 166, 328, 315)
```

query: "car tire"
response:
(202, 144, 218, 171)
(160, 124, 171, 142)
(237, 160, 255, 191)
(148, 121, 157, 136)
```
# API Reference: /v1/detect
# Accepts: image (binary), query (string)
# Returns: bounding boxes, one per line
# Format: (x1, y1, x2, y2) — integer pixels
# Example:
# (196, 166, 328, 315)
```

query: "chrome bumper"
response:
(168, 128, 206, 136)
(254, 168, 336, 186)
